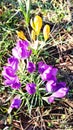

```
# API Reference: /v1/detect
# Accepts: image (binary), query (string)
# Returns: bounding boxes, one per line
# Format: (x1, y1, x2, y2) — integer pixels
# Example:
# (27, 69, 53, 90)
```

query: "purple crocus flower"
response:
(8, 56, 19, 72)
(16, 39, 29, 49)
(10, 97, 21, 109)
(2, 66, 17, 85)
(26, 83, 36, 95)
(47, 82, 69, 103)
(11, 78, 21, 89)
(40, 66, 58, 81)
(12, 47, 31, 59)
(12, 40, 32, 59)
(27, 61, 36, 73)
(38, 61, 58, 81)
(38, 61, 48, 74)
(2, 66, 21, 89)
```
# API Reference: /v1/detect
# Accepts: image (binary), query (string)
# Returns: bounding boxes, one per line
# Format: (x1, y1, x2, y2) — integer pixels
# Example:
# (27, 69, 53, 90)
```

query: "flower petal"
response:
(52, 87, 69, 98)
(10, 97, 21, 109)
(46, 80, 56, 92)
(27, 61, 36, 73)
(8, 57, 19, 72)
(26, 83, 36, 95)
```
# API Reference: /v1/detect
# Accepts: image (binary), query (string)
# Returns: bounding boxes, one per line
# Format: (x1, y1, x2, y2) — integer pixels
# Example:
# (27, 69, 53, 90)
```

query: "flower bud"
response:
(43, 24, 50, 41)
(30, 15, 42, 36)
(34, 15, 42, 35)
(16, 31, 27, 40)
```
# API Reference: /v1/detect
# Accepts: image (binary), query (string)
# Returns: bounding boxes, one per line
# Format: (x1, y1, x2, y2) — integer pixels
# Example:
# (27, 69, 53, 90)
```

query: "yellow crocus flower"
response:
(16, 30, 27, 40)
(30, 15, 42, 36)
(43, 24, 50, 41)
(31, 30, 36, 41)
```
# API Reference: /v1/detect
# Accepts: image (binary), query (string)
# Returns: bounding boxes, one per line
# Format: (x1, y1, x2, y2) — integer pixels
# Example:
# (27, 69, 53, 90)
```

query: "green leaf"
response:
(17, 0, 26, 18)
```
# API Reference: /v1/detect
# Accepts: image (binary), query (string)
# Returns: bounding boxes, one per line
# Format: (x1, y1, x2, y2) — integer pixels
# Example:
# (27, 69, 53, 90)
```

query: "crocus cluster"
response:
(2, 40, 32, 89)
(30, 15, 50, 41)
(2, 39, 69, 110)
(38, 61, 69, 103)
(2, 39, 36, 110)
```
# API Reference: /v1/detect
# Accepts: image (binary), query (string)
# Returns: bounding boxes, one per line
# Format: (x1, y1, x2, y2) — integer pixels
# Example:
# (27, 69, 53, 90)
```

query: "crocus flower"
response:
(16, 39, 29, 49)
(43, 24, 50, 41)
(12, 39, 32, 59)
(30, 15, 42, 36)
(8, 56, 19, 72)
(40, 66, 58, 81)
(38, 62, 58, 81)
(16, 30, 27, 40)
(8, 97, 21, 114)
(27, 61, 36, 73)
(2, 66, 21, 89)
(2, 66, 17, 85)
(38, 61, 49, 74)
(12, 47, 31, 59)
(10, 97, 21, 109)
(47, 82, 69, 103)
(11, 78, 21, 90)
(26, 83, 36, 95)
